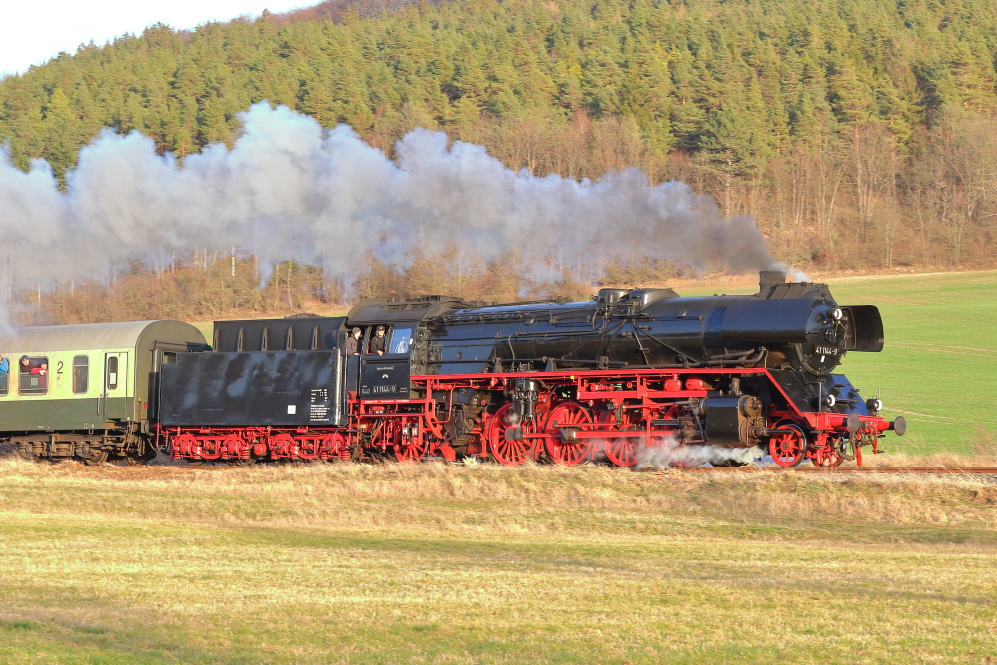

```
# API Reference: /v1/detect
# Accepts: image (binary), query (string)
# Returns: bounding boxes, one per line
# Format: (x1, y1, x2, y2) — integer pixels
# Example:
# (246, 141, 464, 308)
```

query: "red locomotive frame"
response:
(161, 366, 893, 468)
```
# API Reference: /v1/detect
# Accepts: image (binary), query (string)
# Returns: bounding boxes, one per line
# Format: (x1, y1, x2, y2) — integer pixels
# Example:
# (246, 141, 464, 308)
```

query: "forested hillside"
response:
(2, 0, 997, 321)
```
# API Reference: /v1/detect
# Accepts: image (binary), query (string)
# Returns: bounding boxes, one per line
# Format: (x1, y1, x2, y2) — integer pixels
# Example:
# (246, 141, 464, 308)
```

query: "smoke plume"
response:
(0, 101, 776, 312)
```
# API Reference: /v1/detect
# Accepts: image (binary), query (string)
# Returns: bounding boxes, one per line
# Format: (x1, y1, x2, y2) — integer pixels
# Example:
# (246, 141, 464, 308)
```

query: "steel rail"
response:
(634, 466, 997, 474)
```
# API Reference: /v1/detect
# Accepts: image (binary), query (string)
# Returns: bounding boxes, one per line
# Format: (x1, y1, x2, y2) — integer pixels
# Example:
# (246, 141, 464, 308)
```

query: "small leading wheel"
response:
(486, 403, 537, 466)
(813, 436, 846, 467)
(544, 402, 593, 466)
(769, 422, 807, 467)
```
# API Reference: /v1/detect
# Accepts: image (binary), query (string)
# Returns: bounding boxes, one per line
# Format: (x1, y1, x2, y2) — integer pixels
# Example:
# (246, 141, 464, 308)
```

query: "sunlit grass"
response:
(0, 461, 994, 664)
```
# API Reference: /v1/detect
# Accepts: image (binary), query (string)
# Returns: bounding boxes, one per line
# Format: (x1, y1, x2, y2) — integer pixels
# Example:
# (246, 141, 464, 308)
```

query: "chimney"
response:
(758, 270, 787, 297)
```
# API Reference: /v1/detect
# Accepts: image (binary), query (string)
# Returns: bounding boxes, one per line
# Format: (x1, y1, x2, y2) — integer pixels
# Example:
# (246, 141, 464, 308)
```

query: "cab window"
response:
(19, 356, 49, 394)
(390, 328, 413, 354)
(73, 355, 89, 394)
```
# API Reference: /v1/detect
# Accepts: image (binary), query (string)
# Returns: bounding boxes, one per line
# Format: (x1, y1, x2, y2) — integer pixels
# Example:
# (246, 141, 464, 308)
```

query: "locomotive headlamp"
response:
(823, 394, 836, 408)
(830, 308, 843, 321)
(866, 398, 883, 412)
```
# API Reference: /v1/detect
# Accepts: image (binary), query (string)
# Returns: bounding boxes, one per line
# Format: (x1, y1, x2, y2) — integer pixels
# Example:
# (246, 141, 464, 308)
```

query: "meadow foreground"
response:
(0, 460, 994, 664)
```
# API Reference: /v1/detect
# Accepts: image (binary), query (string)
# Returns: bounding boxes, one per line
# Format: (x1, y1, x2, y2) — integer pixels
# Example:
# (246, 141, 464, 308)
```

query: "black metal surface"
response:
(212, 317, 346, 352)
(702, 397, 744, 446)
(359, 355, 411, 398)
(339, 272, 884, 379)
(767, 370, 870, 417)
(159, 351, 344, 427)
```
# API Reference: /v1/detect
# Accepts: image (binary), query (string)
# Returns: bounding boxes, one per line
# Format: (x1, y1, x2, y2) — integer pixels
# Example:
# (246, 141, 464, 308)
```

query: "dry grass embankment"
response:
(1, 460, 995, 664)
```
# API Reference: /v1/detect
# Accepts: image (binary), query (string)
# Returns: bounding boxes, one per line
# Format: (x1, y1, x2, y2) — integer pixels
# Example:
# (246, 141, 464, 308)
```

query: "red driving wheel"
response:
(486, 403, 537, 466)
(544, 402, 593, 466)
(769, 422, 807, 467)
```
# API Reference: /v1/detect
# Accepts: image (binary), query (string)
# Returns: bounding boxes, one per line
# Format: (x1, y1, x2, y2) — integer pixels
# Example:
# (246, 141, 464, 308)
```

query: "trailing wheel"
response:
(768, 422, 807, 467)
(485, 403, 537, 466)
(392, 420, 429, 464)
(543, 402, 593, 466)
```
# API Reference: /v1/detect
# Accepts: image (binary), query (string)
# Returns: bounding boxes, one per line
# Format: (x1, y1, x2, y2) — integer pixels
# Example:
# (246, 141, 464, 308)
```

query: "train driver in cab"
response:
(369, 325, 387, 356)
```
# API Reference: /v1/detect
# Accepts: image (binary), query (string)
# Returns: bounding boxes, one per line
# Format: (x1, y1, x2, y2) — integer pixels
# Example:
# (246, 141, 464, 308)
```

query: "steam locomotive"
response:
(1, 271, 905, 467)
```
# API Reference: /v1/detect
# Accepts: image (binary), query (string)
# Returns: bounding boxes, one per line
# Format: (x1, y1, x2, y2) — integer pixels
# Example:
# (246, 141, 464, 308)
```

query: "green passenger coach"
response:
(0, 320, 208, 464)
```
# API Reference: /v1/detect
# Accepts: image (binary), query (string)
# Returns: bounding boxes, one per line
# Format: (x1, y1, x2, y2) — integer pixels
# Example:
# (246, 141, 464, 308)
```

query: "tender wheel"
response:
(486, 403, 537, 466)
(543, 402, 593, 466)
(295, 435, 321, 461)
(769, 423, 807, 467)
(319, 433, 349, 460)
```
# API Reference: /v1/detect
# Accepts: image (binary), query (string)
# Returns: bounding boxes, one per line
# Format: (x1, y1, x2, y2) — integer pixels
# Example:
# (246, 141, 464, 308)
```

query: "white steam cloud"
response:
(0, 101, 776, 310)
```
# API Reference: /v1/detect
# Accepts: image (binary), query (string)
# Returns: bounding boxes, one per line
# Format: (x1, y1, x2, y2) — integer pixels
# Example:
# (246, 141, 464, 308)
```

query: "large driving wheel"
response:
(602, 407, 642, 467)
(543, 402, 593, 466)
(486, 403, 537, 466)
(769, 422, 807, 467)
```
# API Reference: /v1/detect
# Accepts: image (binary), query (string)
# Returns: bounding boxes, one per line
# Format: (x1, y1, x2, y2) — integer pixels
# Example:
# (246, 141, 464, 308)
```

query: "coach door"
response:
(99, 352, 132, 421)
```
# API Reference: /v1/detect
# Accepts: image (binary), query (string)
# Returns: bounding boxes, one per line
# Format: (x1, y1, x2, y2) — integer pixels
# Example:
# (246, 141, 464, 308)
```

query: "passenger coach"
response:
(0, 321, 207, 464)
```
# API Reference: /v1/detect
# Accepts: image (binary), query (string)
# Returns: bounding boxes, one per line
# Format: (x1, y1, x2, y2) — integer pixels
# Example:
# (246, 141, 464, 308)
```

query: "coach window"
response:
(73, 355, 89, 394)
(19, 356, 49, 394)
(310, 326, 320, 350)
(107, 356, 119, 390)
(286, 328, 295, 350)
(261, 327, 270, 351)
(237, 328, 245, 352)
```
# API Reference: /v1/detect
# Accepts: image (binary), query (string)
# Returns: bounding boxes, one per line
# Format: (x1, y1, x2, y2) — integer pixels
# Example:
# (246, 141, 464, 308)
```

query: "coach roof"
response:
(0, 320, 206, 352)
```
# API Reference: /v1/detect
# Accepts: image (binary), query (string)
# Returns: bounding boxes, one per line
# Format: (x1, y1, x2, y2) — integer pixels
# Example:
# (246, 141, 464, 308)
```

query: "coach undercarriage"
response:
(8, 426, 158, 465)
(163, 368, 896, 468)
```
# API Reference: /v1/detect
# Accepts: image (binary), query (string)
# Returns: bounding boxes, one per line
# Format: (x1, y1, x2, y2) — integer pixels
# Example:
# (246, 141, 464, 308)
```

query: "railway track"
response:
(640, 466, 997, 475)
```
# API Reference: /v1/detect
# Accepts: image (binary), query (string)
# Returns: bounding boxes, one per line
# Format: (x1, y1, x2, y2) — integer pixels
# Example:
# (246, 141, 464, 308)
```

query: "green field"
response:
(0, 462, 995, 664)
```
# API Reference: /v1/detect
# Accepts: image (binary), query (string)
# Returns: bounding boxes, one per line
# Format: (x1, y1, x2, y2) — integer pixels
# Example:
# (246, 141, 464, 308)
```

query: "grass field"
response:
(1, 461, 995, 664)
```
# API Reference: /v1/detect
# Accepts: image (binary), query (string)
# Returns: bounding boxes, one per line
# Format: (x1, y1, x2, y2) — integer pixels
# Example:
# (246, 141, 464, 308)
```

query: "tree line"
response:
(2, 0, 997, 322)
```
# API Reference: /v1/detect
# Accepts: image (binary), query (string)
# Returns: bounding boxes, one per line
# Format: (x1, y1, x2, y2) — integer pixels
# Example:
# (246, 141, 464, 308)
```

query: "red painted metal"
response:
(158, 365, 894, 468)
(485, 403, 537, 465)
(768, 422, 807, 467)
(543, 402, 593, 466)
